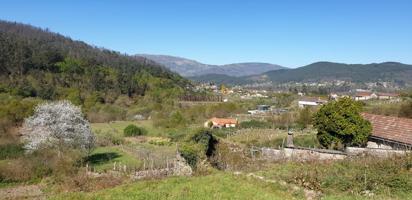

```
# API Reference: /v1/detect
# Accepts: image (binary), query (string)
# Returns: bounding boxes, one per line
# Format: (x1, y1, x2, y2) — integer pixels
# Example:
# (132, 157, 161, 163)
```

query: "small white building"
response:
(298, 97, 327, 108)
(376, 92, 399, 100)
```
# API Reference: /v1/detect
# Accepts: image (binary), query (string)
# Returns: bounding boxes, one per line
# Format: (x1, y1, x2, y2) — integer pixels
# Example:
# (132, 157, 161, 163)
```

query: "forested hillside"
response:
(0, 20, 188, 100)
(0, 20, 191, 137)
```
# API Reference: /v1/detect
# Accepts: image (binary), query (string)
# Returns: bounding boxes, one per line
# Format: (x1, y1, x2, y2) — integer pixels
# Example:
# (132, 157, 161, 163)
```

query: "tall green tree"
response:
(313, 97, 372, 149)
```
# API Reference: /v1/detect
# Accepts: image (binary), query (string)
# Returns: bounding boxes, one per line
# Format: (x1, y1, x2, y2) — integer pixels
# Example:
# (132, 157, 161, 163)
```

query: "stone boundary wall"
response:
(261, 147, 411, 161)
(345, 147, 410, 157)
(261, 147, 346, 161)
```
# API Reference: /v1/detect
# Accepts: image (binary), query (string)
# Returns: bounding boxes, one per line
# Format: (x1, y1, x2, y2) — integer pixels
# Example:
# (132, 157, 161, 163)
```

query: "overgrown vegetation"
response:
(259, 156, 412, 197)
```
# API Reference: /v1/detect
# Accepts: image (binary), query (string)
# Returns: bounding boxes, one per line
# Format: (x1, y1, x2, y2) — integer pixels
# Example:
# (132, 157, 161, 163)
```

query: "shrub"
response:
(123, 124, 147, 137)
(179, 143, 201, 169)
(191, 129, 218, 157)
(313, 97, 372, 149)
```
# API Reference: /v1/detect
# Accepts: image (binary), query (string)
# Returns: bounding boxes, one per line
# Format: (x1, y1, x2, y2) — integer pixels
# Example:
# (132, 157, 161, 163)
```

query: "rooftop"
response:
(209, 117, 238, 125)
(362, 113, 412, 145)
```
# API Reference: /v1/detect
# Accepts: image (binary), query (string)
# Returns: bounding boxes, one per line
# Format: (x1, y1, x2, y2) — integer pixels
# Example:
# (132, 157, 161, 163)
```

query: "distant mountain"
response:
(190, 61, 412, 86)
(188, 74, 248, 85)
(137, 54, 286, 77)
(259, 62, 412, 84)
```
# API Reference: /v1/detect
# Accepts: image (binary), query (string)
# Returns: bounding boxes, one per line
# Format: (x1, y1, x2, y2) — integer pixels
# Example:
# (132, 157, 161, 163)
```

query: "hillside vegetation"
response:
(0, 20, 191, 138)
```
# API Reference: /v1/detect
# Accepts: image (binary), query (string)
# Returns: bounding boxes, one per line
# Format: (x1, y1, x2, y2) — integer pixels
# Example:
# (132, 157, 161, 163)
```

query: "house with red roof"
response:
(362, 113, 412, 149)
(354, 91, 377, 101)
(204, 117, 238, 128)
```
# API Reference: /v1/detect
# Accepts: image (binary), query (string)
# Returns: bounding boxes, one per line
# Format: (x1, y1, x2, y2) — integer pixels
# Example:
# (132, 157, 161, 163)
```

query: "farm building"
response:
(362, 113, 412, 150)
(298, 97, 327, 108)
(204, 117, 238, 128)
(376, 92, 399, 100)
(248, 105, 271, 115)
(354, 91, 377, 101)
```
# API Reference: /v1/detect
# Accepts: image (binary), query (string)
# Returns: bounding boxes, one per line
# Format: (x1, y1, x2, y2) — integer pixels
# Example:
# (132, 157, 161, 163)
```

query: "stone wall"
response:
(261, 146, 411, 161)
(345, 147, 410, 157)
(261, 147, 346, 161)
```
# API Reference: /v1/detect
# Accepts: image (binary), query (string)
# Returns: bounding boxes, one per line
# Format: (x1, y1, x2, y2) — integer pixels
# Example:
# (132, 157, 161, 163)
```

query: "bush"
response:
(179, 143, 201, 169)
(313, 97, 372, 149)
(123, 124, 147, 137)
(191, 129, 218, 157)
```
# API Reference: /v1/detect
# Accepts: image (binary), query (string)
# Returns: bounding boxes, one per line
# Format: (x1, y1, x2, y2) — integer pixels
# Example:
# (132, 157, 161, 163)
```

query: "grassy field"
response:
(86, 146, 142, 172)
(51, 173, 302, 200)
(92, 120, 165, 137)
(88, 120, 180, 172)
(49, 168, 409, 200)
(227, 128, 319, 148)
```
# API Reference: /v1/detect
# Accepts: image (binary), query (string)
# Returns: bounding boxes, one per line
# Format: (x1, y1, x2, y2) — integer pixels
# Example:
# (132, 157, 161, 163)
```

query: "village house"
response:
(354, 91, 377, 101)
(204, 117, 238, 128)
(362, 113, 412, 149)
(298, 97, 327, 108)
(376, 92, 399, 100)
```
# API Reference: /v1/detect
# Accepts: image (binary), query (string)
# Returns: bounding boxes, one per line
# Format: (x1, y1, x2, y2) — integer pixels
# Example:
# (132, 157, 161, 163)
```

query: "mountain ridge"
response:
(189, 61, 412, 86)
(136, 54, 286, 77)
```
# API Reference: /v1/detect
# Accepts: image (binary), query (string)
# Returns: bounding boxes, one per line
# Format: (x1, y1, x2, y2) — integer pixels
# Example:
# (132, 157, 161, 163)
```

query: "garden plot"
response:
(227, 128, 319, 148)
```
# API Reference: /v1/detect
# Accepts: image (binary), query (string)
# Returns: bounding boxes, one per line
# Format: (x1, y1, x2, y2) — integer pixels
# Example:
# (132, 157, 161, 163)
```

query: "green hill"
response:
(0, 20, 189, 101)
(262, 61, 412, 84)
(190, 61, 412, 86)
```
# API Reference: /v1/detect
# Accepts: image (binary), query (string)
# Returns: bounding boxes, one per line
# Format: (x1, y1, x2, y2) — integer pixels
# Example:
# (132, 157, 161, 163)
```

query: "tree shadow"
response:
(85, 152, 121, 165)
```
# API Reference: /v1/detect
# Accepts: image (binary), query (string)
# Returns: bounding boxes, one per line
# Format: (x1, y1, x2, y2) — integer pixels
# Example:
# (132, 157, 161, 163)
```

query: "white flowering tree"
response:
(21, 100, 95, 152)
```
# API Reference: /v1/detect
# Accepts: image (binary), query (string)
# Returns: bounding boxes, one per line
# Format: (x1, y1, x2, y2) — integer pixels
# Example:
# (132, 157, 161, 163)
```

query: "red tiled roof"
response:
(209, 117, 237, 125)
(362, 113, 412, 145)
(356, 92, 373, 97)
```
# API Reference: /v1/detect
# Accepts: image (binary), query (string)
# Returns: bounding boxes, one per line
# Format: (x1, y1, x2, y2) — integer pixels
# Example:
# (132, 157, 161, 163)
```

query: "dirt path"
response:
(0, 184, 45, 200)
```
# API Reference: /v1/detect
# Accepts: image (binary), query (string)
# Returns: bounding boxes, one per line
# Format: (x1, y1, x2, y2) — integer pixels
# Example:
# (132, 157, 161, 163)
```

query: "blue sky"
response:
(0, 0, 411, 68)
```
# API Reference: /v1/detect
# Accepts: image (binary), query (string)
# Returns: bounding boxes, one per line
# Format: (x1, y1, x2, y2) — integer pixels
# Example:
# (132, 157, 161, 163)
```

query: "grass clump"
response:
(123, 124, 147, 137)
